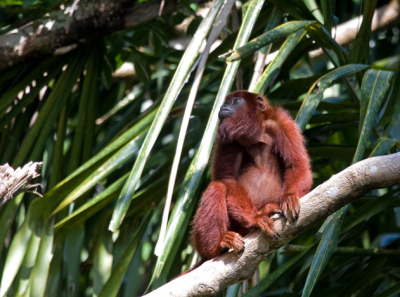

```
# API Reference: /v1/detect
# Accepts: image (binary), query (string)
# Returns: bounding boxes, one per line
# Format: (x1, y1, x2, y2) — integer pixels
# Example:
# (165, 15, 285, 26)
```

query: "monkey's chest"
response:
(239, 161, 283, 209)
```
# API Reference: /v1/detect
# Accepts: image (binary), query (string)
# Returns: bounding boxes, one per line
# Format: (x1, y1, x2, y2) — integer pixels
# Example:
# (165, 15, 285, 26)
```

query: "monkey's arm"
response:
(271, 107, 313, 220)
(192, 181, 246, 259)
(192, 181, 229, 259)
(211, 141, 243, 180)
(192, 142, 245, 259)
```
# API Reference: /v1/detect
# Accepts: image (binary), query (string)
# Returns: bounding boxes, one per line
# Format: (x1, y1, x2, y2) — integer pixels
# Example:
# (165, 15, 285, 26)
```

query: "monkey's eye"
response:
(232, 98, 241, 105)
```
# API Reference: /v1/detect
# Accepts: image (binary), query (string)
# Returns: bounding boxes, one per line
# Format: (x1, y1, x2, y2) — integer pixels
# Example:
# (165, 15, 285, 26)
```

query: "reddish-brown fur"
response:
(191, 91, 312, 260)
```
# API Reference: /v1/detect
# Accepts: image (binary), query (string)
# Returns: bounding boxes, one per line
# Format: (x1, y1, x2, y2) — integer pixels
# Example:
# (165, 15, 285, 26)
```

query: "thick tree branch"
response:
(0, 0, 192, 71)
(145, 152, 400, 296)
(310, 0, 400, 59)
(0, 162, 42, 208)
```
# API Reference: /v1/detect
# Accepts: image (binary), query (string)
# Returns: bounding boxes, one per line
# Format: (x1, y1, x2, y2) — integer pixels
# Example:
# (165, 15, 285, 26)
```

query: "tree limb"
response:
(144, 152, 400, 296)
(0, 162, 43, 208)
(310, 0, 400, 59)
(0, 0, 193, 71)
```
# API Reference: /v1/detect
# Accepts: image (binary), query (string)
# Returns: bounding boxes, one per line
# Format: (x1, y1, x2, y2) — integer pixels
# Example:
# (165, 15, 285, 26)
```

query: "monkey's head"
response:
(217, 91, 269, 144)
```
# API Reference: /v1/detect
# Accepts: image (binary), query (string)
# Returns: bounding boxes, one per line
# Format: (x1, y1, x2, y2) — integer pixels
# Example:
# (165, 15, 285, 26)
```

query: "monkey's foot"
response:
(220, 231, 244, 253)
(270, 209, 284, 220)
(258, 203, 283, 221)
(255, 214, 280, 239)
(281, 193, 300, 221)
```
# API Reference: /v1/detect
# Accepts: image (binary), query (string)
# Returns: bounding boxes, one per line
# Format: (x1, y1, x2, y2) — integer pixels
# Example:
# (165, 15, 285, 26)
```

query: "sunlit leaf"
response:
(252, 29, 307, 94)
(350, 0, 378, 64)
(29, 218, 54, 297)
(296, 64, 368, 131)
(109, 0, 227, 232)
(99, 213, 151, 297)
(226, 21, 315, 62)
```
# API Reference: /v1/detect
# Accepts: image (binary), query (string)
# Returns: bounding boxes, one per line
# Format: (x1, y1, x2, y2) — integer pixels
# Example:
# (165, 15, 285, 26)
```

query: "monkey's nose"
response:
(218, 107, 232, 120)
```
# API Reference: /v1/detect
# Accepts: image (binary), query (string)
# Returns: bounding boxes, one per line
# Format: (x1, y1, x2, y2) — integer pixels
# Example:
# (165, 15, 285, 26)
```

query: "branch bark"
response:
(0, 0, 191, 71)
(144, 152, 400, 297)
(0, 162, 43, 208)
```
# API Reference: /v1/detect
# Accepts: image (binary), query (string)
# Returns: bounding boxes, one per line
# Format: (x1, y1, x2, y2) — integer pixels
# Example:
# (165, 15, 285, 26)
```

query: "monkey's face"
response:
(217, 91, 266, 144)
(218, 91, 267, 121)
(218, 96, 246, 120)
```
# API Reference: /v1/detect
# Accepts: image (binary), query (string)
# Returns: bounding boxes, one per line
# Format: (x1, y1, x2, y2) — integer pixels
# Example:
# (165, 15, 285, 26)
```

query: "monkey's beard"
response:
(217, 112, 264, 144)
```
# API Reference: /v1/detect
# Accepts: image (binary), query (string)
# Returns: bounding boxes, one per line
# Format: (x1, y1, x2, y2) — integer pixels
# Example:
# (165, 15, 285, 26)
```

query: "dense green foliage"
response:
(0, 0, 399, 296)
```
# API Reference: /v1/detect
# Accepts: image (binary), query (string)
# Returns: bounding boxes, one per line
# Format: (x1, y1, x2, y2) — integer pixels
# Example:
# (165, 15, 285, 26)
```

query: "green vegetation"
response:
(0, 0, 399, 296)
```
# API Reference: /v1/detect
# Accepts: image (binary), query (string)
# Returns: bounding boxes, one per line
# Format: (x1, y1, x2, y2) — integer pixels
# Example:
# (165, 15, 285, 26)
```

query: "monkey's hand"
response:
(255, 214, 281, 239)
(281, 193, 300, 221)
(220, 231, 244, 253)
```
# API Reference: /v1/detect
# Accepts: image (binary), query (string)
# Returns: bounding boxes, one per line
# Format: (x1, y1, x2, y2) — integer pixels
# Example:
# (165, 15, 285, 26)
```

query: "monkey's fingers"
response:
(281, 202, 289, 220)
(281, 193, 300, 221)
(220, 231, 244, 253)
(256, 215, 280, 239)
(292, 202, 300, 221)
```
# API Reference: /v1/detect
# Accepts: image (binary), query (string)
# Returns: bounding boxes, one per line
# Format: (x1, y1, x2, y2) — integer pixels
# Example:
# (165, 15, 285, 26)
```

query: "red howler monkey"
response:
(191, 91, 312, 261)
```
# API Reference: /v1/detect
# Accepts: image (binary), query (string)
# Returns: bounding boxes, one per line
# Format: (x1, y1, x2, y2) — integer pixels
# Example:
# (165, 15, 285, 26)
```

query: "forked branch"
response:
(0, 162, 43, 208)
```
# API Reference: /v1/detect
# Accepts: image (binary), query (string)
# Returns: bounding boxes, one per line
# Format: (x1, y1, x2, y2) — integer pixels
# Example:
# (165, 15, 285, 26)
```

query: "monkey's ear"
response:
(256, 96, 266, 111)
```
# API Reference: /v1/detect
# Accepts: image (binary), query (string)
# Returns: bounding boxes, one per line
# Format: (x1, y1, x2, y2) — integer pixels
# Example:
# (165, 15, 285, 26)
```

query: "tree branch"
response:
(310, 0, 400, 59)
(0, 0, 191, 71)
(144, 152, 400, 296)
(0, 162, 43, 208)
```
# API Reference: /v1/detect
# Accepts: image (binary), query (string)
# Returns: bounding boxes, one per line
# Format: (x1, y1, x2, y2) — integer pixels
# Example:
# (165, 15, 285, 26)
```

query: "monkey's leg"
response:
(225, 182, 281, 240)
(220, 231, 244, 253)
(192, 181, 244, 259)
(271, 106, 312, 221)
(255, 202, 282, 239)
(259, 202, 283, 217)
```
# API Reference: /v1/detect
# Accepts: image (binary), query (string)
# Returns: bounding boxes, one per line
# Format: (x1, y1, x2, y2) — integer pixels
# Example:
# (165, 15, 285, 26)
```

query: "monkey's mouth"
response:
(218, 107, 233, 120)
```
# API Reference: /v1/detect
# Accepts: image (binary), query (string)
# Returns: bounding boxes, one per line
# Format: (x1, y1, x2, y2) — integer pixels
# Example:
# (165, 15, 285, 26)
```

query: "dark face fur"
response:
(217, 91, 267, 143)
(218, 97, 246, 120)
